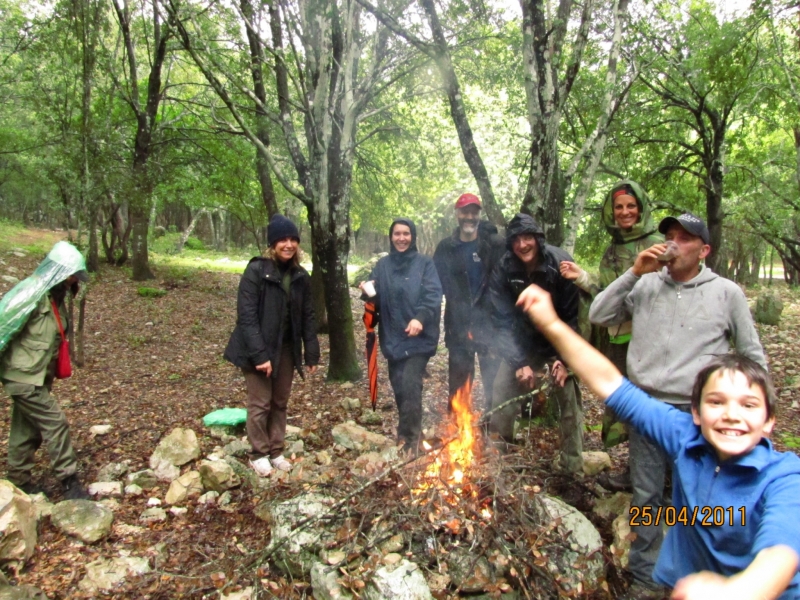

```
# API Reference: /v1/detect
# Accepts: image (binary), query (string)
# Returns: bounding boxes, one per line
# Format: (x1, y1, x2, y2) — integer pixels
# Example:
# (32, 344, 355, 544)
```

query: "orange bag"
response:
(50, 299, 72, 379)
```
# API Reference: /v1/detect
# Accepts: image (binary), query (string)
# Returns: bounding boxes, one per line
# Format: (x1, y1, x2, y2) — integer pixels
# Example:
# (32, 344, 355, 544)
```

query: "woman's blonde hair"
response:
(264, 244, 304, 268)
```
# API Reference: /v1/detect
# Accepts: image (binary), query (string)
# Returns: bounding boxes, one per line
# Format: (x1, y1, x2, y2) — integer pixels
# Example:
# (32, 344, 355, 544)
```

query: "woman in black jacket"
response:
(359, 218, 442, 451)
(224, 215, 320, 477)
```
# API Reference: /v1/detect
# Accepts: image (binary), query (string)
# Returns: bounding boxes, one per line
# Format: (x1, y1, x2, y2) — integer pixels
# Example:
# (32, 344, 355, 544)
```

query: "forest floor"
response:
(0, 226, 799, 599)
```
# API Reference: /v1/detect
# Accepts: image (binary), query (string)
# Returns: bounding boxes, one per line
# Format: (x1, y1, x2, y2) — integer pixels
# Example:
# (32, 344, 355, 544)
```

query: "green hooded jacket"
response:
(0, 242, 86, 385)
(576, 180, 663, 342)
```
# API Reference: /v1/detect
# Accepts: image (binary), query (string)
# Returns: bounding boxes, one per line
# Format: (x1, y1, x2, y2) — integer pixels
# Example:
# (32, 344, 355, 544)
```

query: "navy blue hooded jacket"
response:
(368, 218, 443, 361)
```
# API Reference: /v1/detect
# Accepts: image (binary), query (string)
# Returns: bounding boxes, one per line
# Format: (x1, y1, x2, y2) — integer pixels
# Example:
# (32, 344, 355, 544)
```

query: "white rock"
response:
(311, 562, 354, 600)
(149, 428, 200, 470)
(51, 500, 113, 543)
(90, 424, 113, 436)
(126, 469, 158, 489)
(88, 482, 123, 498)
(124, 484, 143, 496)
(147, 498, 162, 507)
(96, 461, 130, 482)
(363, 559, 433, 600)
(165, 471, 203, 505)
(169, 507, 188, 517)
(611, 504, 633, 570)
(221, 587, 254, 600)
(79, 556, 151, 592)
(198, 491, 220, 504)
(331, 422, 393, 451)
(151, 458, 180, 482)
(140, 508, 167, 523)
(593, 492, 632, 520)
(581, 451, 612, 476)
(0, 480, 37, 569)
(198, 460, 240, 492)
(534, 494, 604, 594)
(99, 498, 120, 512)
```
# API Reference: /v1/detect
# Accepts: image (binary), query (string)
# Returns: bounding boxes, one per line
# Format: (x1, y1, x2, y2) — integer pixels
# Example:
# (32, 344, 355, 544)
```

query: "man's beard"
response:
(459, 220, 477, 234)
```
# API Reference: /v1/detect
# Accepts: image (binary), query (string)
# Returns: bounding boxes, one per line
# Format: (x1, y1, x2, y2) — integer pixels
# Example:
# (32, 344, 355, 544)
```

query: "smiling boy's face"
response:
(692, 369, 775, 461)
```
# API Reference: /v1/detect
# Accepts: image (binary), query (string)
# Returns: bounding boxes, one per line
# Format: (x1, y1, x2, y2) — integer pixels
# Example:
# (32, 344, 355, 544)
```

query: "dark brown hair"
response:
(691, 354, 776, 420)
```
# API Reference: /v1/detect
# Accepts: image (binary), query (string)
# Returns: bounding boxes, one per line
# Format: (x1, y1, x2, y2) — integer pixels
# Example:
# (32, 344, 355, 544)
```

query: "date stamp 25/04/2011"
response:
(629, 505, 746, 527)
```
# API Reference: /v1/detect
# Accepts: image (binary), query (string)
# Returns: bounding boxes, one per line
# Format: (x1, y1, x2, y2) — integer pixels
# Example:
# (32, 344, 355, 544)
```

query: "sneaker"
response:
(62, 475, 90, 500)
(270, 455, 293, 472)
(620, 582, 667, 600)
(249, 456, 273, 477)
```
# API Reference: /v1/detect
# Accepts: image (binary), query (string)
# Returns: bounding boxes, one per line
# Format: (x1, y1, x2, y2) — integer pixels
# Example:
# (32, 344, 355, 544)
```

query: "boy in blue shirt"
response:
(516, 284, 800, 600)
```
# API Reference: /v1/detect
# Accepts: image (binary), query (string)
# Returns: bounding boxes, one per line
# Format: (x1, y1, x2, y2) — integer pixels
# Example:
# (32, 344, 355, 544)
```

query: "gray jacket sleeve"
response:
(588, 268, 638, 327)
(729, 288, 767, 370)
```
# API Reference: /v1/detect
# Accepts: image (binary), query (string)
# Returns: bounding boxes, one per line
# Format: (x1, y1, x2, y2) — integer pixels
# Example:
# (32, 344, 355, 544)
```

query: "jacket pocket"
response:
(7, 338, 53, 375)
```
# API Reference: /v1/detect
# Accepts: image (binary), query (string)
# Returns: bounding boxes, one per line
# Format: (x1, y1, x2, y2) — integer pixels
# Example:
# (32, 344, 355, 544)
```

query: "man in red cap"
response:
(433, 193, 505, 412)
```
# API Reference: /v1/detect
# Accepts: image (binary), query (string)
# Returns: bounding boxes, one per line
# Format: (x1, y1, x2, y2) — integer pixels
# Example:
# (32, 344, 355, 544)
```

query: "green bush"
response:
(137, 287, 167, 298)
(184, 237, 205, 251)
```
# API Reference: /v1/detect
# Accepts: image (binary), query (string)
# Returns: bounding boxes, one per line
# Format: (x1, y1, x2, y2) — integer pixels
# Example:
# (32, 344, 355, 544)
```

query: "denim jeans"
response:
(628, 402, 692, 587)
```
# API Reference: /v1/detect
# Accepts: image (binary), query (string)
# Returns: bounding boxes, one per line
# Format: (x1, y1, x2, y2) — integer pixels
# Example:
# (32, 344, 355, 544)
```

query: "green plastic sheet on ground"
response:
(203, 408, 247, 427)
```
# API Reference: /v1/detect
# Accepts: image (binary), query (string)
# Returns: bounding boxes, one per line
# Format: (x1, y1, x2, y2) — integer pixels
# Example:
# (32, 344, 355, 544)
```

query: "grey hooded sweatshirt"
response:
(589, 266, 766, 404)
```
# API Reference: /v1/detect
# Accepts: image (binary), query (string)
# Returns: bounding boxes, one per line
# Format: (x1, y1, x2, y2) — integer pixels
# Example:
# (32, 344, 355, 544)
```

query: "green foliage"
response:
(183, 237, 205, 251)
(137, 287, 167, 298)
(781, 435, 800, 449)
(127, 334, 147, 348)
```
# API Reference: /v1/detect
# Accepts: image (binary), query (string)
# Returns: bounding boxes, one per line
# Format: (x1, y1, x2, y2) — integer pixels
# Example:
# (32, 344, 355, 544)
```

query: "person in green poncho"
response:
(559, 181, 663, 490)
(0, 241, 90, 499)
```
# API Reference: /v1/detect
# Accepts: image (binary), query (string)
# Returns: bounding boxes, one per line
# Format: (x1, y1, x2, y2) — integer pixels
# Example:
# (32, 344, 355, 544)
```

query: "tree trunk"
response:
(131, 203, 154, 280)
(310, 210, 360, 381)
(175, 208, 207, 252)
(417, 0, 504, 227)
(87, 205, 100, 272)
(76, 289, 87, 368)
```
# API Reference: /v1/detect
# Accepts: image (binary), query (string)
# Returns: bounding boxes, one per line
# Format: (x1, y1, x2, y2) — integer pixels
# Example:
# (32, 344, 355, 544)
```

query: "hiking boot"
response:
(620, 582, 667, 600)
(598, 469, 632, 492)
(62, 475, 89, 500)
(17, 482, 45, 496)
(270, 455, 293, 472)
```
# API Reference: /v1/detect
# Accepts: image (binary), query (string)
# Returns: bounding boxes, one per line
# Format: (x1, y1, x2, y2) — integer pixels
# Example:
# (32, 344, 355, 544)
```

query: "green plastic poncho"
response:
(0, 241, 87, 353)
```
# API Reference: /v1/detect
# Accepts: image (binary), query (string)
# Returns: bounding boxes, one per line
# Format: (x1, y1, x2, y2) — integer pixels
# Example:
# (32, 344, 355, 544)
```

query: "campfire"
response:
(406, 376, 493, 523)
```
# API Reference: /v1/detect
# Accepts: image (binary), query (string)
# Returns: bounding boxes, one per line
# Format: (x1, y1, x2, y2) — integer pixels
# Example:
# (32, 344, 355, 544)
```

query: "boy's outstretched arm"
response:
(516, 285, 623, 400)
(671, 545, 799, 600)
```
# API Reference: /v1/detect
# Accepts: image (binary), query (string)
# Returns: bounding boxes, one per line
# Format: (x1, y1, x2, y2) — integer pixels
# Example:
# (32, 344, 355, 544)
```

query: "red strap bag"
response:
(50, 298, 72, 379)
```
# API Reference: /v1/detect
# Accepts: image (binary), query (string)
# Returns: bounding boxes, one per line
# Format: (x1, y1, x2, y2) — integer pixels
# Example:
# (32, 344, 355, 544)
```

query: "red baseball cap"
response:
(455, 193, 481, 209)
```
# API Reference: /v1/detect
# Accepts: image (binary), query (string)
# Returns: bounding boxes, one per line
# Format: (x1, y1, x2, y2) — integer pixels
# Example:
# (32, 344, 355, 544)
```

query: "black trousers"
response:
(448, 344, 501, 412)
(387, 354, 429, 447)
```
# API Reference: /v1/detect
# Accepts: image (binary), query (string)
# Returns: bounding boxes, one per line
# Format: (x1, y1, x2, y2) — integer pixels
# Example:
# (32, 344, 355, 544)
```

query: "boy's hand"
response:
(516, 285, 559, 331)
(632, 243, 667, 277)
(671, 572, 736, 600)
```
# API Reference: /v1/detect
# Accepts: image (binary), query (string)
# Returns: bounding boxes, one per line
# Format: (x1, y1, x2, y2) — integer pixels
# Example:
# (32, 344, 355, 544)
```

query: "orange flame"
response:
(447, 375, 475, 470)
(414, 375, 478, 495)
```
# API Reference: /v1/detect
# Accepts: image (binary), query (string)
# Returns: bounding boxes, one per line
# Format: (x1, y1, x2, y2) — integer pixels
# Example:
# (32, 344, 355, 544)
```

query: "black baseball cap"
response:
(658, 213, 710, 244)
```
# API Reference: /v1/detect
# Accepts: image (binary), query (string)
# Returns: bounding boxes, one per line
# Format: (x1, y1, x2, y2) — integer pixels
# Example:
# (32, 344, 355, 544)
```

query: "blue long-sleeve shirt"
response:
(607, 379, 800, 597)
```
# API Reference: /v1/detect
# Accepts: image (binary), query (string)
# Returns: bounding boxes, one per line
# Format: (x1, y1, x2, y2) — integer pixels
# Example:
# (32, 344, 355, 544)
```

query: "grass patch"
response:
(0, 219, 65, 256)
(781, 435, 800, 449)
(137, 287, 167, 298)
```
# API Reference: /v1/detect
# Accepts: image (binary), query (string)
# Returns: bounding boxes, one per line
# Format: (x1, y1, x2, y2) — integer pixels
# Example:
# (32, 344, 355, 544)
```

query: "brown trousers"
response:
(243, 343, 295, 459)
